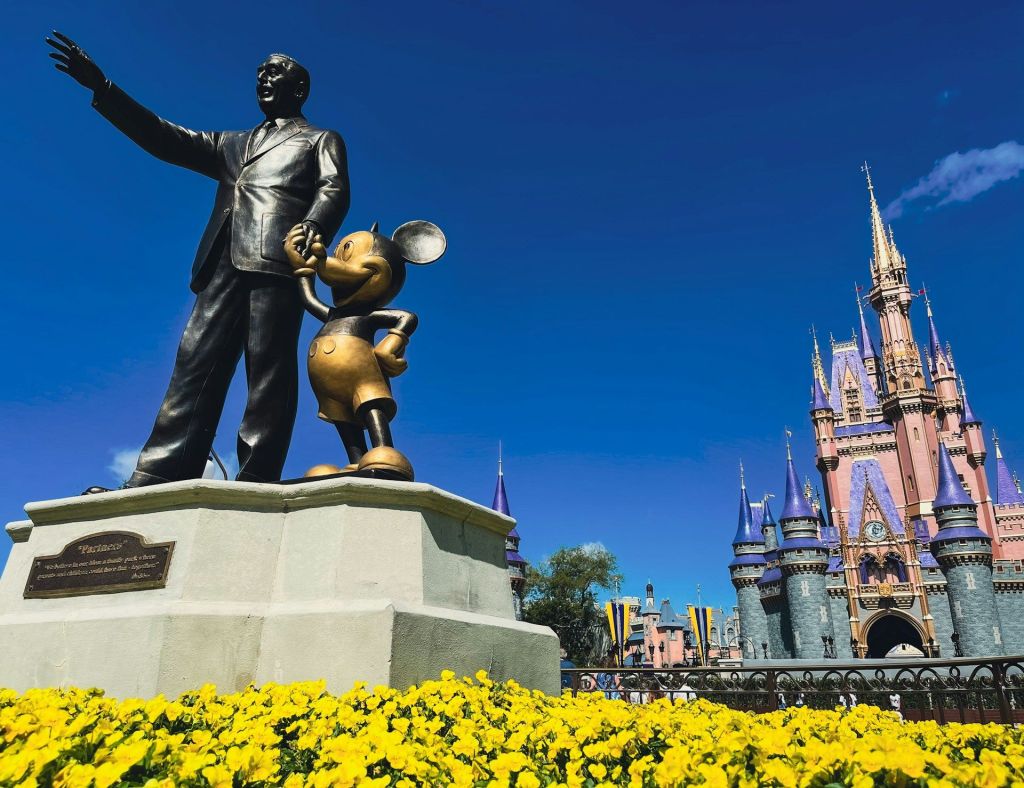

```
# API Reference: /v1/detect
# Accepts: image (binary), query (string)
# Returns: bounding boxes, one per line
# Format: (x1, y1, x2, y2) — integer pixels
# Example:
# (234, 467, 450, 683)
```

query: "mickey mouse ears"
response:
(391, 220, 447, 265)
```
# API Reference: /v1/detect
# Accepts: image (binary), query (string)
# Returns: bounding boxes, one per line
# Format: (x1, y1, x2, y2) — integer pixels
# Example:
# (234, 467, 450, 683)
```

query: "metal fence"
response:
(563, 655, 1024, 724)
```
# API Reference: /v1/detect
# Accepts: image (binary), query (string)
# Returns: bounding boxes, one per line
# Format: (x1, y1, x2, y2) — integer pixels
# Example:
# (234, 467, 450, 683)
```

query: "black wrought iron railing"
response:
(563, 655, 1024, 724)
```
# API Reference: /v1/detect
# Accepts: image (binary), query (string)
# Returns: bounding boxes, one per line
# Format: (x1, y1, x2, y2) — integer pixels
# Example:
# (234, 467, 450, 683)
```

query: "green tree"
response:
(522, 544, 622, 665)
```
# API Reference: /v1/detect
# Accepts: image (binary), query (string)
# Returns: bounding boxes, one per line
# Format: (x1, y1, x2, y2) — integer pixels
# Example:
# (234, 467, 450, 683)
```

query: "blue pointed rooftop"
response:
(761, 497, 776, 527)
(927, 305, 951, 370)
(732, 478, 763, 545)
(858, 300, 878, 360)
(933, 442, 974, 509)
(780, 455, 815, 521)
(657, 600, 686, 630)
(811, 376, 832, 412)
(961, 386, 981, 427)
(994, 435, 1024, 505)
(491, 471, 510, 517)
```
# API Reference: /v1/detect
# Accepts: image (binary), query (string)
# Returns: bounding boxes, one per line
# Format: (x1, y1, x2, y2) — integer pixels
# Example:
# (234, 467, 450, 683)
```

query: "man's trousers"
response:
(127, 231, 304, 486)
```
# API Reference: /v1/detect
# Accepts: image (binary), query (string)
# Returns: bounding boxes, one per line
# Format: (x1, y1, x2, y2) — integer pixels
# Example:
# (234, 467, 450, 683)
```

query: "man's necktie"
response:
(250, 120, 274, 156)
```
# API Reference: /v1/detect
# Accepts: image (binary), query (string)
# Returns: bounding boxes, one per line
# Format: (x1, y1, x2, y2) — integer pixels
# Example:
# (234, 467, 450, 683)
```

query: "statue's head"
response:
(320, 221, 447, 310)
(256, 54, 310, 118)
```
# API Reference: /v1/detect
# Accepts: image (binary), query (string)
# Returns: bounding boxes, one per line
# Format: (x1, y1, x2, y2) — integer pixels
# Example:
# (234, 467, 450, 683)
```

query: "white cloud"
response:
(884, 141, 1024, 219)
(108, 448, 141, 483)
(108, 447, 238, 484)
(577, 541, 608, 556)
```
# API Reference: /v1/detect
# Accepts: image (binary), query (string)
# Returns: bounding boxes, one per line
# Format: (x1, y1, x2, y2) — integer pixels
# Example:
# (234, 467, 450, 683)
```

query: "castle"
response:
(491, 451, 527, 620)
(730, 168, 1024, 660)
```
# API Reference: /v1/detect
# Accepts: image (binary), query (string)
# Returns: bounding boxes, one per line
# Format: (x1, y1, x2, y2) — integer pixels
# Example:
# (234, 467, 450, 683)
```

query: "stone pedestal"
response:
(0, 478, 559, 697)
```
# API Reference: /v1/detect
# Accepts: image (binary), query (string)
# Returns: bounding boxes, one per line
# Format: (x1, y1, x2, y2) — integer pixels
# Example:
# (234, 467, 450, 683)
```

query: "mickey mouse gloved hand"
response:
(374, 330, 409, 377)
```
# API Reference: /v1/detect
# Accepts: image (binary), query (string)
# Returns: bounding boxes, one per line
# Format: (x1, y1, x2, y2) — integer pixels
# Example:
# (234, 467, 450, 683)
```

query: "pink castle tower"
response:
(804, 165, 1024, 654)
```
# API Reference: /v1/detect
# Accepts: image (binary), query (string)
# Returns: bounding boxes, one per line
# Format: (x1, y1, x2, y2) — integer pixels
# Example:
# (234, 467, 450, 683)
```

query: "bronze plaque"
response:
(24, 531, 175, 599)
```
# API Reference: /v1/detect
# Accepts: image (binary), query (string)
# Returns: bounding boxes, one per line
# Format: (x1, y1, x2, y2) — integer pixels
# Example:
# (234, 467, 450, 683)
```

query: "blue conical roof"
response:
(761, 497, 776, 526)
(994, 433, 1024, 505)
(933, 442, 973, 509)
(858, 301, 878, 360)
(926, 300, 952, 372)
(732, 477, 763, 545)
(780, 454, 815, 521)
(961, 380, 981, 426)
(811, 376, 832, 413)
(492, 465, 510, 516)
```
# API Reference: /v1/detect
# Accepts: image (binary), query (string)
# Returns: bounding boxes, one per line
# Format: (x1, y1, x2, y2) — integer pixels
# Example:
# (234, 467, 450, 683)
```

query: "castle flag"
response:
(688, 605, 714, 666)
(605, 601, 627, 666)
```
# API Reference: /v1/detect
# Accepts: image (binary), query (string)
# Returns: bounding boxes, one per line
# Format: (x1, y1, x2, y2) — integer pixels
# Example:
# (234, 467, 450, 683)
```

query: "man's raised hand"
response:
(45, 31, 105, 92)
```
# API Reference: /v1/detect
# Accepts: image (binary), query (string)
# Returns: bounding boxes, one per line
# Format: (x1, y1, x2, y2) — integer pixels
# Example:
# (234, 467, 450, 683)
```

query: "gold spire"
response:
(811, 326, 829, 394)
(887, 224, 902, 262)
(922, 283, 933, 318)
(862, 162, 895, 275)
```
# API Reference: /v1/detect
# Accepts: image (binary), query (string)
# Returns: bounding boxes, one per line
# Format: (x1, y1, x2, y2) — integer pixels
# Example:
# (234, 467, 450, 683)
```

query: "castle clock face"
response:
(864, 521, 887, 541)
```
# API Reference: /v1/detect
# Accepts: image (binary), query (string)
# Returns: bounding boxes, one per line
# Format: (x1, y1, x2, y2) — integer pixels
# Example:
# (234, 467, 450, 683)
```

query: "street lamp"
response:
(850, 637, 859, 658)
(951, 632, 963, 658)
(647, 642, 654, 665)
(658, 641, 665, 668)
(632, 645, 642, 667)
(761, 642, 768, 659)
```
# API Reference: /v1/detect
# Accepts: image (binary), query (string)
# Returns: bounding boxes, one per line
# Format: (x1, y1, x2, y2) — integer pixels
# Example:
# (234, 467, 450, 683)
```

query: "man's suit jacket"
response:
(93, 82, 350, 292)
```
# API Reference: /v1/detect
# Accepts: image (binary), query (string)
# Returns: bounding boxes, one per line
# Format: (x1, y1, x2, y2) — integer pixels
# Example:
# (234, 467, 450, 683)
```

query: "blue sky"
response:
(2, 1, 1023, 616)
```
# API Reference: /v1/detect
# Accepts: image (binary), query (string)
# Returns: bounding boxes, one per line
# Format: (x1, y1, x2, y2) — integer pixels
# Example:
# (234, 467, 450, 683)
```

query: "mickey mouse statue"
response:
(283, 220, 446, 481)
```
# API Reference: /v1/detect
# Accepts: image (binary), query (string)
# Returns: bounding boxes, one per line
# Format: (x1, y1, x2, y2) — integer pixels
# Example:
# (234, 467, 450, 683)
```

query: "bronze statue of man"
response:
(46, 32, 350, 486)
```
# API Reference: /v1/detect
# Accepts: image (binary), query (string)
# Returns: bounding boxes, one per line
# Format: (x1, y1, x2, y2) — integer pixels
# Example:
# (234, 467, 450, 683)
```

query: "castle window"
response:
(845, 387, 863, 422)
(885, 555, 907, 583)
(907, 476, 915, 492)
(914, 427, 920, 441)
(958, 540, 967, 546)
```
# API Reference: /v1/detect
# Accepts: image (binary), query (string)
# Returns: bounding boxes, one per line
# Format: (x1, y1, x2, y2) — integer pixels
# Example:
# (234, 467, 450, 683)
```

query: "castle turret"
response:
(960, 377, 985, 466)
(993, 431, 1024, 506)
(491, 448, 526, 620)
(728, 465, 768, 660)
(864, 165, 926, 394)
(757, 497, 789, 658)
(856, 286, 882, 393)
(811, 360, 839, 473)
(931, 442, 1002, 656)
(924, 293, 961, 429)
(777, 444, 835, 658)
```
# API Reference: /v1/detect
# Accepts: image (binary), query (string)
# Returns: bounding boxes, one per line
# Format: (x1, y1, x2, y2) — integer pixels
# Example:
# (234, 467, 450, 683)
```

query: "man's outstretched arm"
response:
(46, 31, 220, 179)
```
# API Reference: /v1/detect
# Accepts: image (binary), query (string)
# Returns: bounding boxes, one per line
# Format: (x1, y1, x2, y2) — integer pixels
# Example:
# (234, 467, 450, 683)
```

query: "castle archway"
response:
(863, 613, 925, 658)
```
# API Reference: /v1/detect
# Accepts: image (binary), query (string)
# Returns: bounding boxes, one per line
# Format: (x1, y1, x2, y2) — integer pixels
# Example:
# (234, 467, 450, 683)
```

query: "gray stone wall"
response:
(942, 560, 1002, 657)
(925, 586, 955, 658)
(828, 593, 853, 658)
(762, 593, 791, 659)
(783, 571, 835, 659)
(995, 590, 1024, 653)
(994, 563, 1024, 653)
(735, 584, 769, 660)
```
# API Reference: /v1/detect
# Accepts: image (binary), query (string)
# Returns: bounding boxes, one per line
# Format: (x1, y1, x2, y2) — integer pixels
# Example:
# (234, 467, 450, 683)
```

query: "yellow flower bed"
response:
(1, 671, 1022, 787)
